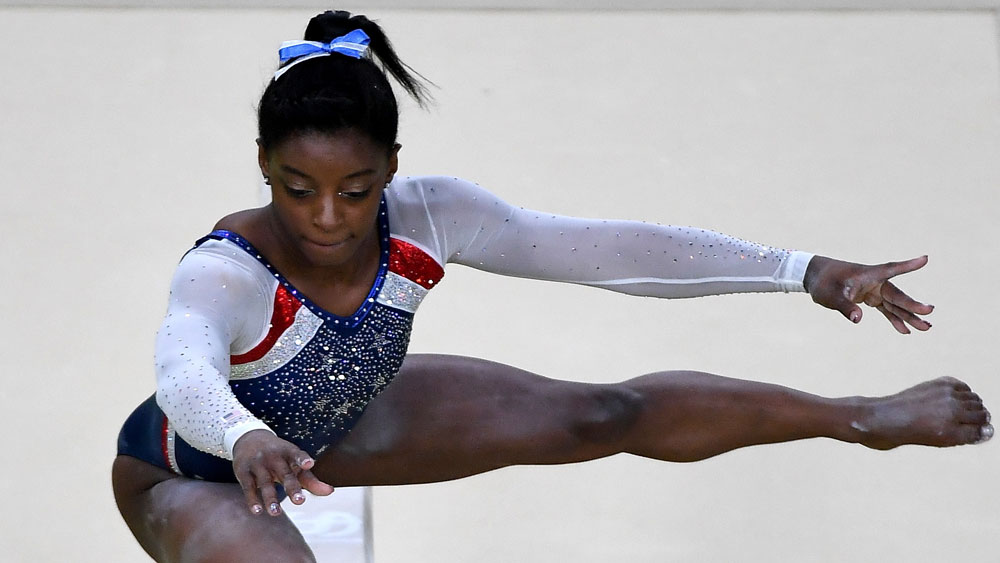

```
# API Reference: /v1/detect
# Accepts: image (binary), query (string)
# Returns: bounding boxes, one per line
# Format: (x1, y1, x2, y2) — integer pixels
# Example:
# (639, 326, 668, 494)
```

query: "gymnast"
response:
(112, 10, 992, 562)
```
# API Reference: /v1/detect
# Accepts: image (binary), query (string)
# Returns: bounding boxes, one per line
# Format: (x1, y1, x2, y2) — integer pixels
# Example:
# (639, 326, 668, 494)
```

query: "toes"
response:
(977, 424, 994, 444)
(960, 398, 985, 412)
(957, 408, 990, 425)
(935, 376, 970, 392)
(956, 391, 982, 403)
(946, 378, 972, 392)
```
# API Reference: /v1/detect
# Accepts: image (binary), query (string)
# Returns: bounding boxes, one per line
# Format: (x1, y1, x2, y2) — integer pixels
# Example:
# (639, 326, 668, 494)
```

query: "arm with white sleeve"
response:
(154, 245, 276, 460)
(390, 176, 814, 297)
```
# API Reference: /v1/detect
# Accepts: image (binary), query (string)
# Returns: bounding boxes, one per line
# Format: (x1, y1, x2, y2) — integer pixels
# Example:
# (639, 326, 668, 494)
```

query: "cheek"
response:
(272, 199, 310, 230)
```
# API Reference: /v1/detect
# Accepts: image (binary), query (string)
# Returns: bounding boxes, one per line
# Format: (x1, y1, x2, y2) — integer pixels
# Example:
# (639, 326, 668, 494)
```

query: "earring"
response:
(263, 175, 271, 186)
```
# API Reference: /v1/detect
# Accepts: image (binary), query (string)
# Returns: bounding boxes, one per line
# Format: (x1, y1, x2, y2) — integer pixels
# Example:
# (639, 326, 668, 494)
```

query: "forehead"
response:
(268, 130, 386, 174)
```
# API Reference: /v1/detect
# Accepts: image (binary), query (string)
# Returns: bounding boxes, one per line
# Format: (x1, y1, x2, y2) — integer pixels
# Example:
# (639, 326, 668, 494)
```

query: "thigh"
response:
(314, 354, 639, 486)
(112, 455, 314, 563)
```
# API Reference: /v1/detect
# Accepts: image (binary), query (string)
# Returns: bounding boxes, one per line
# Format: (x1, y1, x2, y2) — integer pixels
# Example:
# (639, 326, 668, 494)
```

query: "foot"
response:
(852, 376, 992, 450)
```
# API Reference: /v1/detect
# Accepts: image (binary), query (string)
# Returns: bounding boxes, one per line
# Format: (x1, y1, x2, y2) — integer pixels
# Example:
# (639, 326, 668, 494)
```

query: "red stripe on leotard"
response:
(160, 417, 170, 468)
(389, 238, 444, 290)
(231, 285, 302, 364)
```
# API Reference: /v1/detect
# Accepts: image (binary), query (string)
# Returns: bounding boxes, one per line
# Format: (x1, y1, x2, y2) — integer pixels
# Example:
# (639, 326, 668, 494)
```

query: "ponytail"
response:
(258, 10, 431, 152)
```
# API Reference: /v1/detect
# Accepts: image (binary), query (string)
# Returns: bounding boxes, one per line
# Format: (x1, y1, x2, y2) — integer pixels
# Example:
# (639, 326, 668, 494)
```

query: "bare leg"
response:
(112, 456, 315, 563)
(315, 354, 991, 486)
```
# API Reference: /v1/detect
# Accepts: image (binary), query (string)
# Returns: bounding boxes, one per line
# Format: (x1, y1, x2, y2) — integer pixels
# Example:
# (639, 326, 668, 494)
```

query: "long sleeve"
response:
(154, 244, 276, 460)
(387, 176, 813, 298)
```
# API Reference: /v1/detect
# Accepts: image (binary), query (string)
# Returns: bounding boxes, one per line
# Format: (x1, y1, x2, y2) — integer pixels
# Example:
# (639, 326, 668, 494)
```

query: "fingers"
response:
(880, 300, 931, 333)
(237, 473, 264, 515)
(875, 304, 910, 334)
(880, 282, 934, 317)
(251, 463, 284, 516)
(233, 437, 324, 516)
(299, 469, 336, 497)
(860, 280, 933, 333)
(823, 283, 864, 324)
(879, 255, 929, 279)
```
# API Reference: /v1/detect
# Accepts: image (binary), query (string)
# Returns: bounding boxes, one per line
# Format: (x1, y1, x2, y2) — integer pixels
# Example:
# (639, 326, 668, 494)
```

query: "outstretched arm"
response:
(393, 176, 813, 298)
(390, 176, 932, 333)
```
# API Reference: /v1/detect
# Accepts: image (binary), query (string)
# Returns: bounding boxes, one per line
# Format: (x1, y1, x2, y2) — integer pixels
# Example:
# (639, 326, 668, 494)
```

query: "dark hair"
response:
(257, 10, 430, 153)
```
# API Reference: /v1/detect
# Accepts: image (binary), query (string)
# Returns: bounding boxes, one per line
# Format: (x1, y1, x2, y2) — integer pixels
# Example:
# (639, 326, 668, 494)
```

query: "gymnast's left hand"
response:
(803, 255, 934, 334)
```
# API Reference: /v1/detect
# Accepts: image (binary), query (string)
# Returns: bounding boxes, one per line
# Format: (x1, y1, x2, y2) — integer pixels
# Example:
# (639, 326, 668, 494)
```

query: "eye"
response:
(339, 187, 372, 200)
(284, 185, 313, 198)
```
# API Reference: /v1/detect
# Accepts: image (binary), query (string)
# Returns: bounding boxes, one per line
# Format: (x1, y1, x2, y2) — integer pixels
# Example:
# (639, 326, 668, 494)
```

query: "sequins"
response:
(162, 421, 182, 475)
(229, 304, 412, 456)
(388, 238, 444, 289)
(230, 306, 323, 380)
(230, 285, 303, 366)
(377, 272, 428, 314)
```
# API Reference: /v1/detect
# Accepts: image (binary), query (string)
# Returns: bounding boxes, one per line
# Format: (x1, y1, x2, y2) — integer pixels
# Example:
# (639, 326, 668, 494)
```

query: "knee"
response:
(568, 385, 643, 445)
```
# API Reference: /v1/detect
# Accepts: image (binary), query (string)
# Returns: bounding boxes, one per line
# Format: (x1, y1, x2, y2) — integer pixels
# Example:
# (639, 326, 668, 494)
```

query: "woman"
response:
(113, 10, 991, 562)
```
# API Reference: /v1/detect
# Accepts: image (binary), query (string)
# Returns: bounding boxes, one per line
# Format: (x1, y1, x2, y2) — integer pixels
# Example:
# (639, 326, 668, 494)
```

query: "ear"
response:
(256, 139, 270, 180)
(385, 143, 401, 184)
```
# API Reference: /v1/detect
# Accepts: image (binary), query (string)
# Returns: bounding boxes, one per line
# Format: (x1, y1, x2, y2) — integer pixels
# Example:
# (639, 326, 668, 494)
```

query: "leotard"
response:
(117, 176, 813, 481)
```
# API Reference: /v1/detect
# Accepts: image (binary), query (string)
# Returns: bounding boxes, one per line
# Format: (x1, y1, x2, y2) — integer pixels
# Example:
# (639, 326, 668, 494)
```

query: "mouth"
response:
(304, 237, 349, 249)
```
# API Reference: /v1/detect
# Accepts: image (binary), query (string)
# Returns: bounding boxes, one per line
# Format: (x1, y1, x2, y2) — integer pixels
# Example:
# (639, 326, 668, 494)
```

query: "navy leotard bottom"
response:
(117, 395, 238, 482)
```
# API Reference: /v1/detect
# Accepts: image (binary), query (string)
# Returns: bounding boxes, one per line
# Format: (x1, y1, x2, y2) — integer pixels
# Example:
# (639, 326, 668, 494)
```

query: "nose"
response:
(312, 193, 342, 232)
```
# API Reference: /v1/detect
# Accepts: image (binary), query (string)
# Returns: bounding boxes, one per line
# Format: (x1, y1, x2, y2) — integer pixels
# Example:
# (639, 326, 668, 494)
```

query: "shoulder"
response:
(214, 207, 266, 235)
(386, 175, 504, 211)
(177, 231, 274, 297)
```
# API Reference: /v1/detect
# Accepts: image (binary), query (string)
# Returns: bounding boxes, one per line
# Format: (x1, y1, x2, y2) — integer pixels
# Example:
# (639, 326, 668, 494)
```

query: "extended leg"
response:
(314, 354, 991, 486)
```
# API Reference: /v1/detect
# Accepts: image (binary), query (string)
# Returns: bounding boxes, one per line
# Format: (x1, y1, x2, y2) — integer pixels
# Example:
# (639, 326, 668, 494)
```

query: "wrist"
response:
(802, 255, 827, 293)
(225, 422, 277, 459)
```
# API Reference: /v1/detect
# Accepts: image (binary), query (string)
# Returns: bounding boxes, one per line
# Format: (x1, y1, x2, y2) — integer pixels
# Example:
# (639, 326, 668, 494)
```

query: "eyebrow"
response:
(279, 164, 377, 180)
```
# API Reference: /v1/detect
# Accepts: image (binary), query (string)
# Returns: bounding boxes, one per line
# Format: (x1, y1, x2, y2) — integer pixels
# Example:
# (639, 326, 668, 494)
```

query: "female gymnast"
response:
(113, 10, 992, 562)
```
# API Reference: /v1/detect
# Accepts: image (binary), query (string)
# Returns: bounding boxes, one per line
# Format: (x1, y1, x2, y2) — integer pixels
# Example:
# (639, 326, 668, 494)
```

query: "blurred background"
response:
(1, 1, 998, 561)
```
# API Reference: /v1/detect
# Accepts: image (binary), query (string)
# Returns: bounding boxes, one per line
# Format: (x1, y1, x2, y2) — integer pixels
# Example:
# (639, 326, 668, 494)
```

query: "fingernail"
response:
(269, 502, 280, 515)
(850, 312, 860, 323)
(292, 492, 305, 503)
(251, 504, 263, 515)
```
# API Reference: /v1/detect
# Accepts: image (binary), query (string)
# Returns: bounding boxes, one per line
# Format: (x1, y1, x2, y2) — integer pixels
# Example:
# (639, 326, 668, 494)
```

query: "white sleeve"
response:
(391, 176, 813, 298)
(154, 246, 276, 460)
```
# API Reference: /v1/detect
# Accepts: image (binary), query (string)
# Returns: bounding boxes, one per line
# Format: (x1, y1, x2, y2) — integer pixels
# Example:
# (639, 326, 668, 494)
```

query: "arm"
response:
(392, 176, 931, 332)
(399, 176, 812, 297)
(154, 243, 333, 514)
(154, 247, 274, 459)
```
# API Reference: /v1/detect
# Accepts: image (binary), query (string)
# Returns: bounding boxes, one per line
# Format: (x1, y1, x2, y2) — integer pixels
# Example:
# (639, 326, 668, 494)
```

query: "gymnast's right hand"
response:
(232, 429, 335, 516)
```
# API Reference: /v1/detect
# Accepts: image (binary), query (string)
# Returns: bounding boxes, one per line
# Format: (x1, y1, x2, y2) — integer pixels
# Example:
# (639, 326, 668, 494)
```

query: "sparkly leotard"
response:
(117, 175, 813, 481)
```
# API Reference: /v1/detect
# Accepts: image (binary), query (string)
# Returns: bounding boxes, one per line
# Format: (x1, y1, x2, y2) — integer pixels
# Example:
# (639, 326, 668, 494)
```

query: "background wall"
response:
(1, 4, 998, 562)
(3, 1, 1000, 10)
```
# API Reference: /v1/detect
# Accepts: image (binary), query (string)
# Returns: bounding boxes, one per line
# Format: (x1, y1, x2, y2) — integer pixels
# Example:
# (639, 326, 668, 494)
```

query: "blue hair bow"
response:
(273, 29, 370, 80)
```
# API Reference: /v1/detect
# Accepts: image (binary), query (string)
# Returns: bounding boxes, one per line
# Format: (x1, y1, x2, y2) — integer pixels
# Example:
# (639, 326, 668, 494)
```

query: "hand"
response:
(803, 255, 934, 334)
(232, 429, 335, 516)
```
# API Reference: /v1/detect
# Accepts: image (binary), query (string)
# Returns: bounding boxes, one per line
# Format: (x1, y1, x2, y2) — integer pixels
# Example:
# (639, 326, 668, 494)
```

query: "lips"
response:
(305, 237, 348, 249)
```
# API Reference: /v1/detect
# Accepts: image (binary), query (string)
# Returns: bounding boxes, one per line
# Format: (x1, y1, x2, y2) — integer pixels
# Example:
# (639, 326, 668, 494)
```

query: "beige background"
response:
(1, 5, 998, 562)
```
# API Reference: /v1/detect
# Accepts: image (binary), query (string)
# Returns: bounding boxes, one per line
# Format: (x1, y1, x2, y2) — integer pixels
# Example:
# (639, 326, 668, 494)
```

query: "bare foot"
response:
(852, 377, 992, 450)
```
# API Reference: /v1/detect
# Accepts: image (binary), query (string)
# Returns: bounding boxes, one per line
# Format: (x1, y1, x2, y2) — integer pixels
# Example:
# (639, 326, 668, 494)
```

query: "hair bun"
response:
(304, 10, 370, 43)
